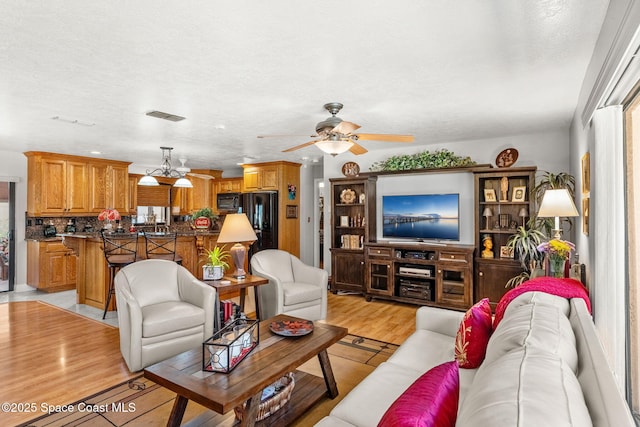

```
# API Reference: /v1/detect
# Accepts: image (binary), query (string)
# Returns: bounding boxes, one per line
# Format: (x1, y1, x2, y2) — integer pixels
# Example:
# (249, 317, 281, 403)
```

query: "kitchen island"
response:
(60, 231, 226, 311)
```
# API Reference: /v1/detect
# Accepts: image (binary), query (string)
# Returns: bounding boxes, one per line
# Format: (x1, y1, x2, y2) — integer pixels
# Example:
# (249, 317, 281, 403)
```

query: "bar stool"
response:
(143, 232, 182, 264)
(101, 231, 138, 319)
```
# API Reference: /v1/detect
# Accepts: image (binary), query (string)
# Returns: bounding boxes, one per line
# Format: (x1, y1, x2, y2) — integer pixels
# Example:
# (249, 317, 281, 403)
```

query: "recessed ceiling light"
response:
(90, 151, 102, 155)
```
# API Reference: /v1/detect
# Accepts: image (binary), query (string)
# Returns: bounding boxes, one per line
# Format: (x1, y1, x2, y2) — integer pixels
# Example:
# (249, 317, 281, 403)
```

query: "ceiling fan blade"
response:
(332, 121, 361, 135)
(187, 172, 215, 180)
(349, 142, 368, 155)
(355, 133, 414, 143)
(258, 134, 318, 138)
(282, 140, 320, 152)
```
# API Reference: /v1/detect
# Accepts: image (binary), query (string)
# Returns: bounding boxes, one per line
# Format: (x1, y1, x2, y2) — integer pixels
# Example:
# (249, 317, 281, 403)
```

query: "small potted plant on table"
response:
(203, 246, 230, 280)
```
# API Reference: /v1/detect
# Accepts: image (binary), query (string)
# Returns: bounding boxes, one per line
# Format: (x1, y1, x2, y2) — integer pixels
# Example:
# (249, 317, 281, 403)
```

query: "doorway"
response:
(0, 181, 15, 292)
(313, 179, 325, 269)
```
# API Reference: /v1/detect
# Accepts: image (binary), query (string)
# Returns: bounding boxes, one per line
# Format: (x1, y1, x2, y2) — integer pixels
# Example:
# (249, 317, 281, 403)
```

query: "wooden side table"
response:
(204, 274, 269, 330)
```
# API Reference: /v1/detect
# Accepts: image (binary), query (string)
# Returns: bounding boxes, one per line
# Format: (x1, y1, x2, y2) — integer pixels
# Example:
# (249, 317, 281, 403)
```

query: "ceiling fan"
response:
(258, 102, 414, 156)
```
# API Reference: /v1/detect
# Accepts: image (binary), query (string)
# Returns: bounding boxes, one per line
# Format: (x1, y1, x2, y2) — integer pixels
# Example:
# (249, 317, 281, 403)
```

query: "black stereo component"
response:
(398, 280, 433, 301)
(404, 251, 427, 260)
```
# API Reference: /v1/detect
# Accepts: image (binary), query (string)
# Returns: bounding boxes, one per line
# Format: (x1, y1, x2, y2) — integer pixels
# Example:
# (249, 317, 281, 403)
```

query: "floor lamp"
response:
(216, 213, 258, 279)
(537, 189, 579, 239)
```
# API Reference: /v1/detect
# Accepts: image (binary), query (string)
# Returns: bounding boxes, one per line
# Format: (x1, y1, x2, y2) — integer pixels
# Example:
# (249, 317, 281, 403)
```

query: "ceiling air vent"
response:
(145, 111, 186, 122)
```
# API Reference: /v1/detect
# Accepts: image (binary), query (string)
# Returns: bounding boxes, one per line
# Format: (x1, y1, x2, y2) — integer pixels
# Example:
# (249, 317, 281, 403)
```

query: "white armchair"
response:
(250, 249, 328, 321)
(114, 259, 215, 372)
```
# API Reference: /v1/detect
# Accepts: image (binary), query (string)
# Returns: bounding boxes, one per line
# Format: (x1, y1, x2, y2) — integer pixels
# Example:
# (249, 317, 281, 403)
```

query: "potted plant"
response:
(203, 245, 230, 280)
(191, 207, 218, 229)
(505, 226, 546, 288)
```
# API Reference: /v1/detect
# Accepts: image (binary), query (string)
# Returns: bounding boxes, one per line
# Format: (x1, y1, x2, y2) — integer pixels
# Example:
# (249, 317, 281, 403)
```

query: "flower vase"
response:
(549, 256, 566, 278)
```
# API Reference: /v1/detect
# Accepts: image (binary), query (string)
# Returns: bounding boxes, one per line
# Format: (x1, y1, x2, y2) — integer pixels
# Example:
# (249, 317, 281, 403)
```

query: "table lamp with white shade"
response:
(216, 213, 258, 279)
(536, 189, 579, 239)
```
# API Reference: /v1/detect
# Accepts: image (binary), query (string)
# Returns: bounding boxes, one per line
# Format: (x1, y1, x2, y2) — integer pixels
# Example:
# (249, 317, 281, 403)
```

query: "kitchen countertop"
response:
(27, 230, 220, 241)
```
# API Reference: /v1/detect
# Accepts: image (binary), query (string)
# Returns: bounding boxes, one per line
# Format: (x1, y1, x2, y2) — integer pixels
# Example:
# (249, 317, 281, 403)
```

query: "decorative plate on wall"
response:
(341, 161, 360, 177)
(495, 148, 519, 168)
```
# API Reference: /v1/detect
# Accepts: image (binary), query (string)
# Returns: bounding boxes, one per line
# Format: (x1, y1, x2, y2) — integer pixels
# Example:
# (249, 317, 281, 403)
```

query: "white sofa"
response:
(315, 291, 635, 426)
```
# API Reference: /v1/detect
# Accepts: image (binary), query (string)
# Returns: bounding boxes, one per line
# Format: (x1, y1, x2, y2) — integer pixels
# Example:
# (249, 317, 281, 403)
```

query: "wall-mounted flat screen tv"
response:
(382, 193, 460, 241)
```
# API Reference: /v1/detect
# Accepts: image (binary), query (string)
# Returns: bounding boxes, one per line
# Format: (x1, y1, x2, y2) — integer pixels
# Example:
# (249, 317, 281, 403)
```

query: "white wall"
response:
(0, 150, 28, 286)
(570, 0, 640, 396)
(321, 129, 568, 275)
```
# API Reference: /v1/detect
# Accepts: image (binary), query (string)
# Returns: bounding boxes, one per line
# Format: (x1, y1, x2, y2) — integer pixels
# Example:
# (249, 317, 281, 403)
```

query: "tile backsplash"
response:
(25, 215, 195, 239)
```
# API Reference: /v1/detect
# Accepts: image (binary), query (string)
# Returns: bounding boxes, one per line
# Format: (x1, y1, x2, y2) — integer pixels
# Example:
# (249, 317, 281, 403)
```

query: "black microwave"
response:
(217, 193, 240, 213)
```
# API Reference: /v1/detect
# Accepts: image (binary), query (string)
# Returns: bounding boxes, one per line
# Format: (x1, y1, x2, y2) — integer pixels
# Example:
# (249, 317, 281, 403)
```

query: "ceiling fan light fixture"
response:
(315, 139, 354, 156)
(138, 174, 160, 186)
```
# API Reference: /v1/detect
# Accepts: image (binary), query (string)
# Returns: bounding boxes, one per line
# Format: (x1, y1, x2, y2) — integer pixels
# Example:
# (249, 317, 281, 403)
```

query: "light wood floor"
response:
(0, 292, 418, 425)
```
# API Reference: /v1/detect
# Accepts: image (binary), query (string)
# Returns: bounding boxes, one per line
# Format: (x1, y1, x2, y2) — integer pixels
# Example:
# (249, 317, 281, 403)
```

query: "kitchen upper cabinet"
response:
(110, 163, 130, 213)
(26, 155, 89, 215)
(241, 161, 301, 257)
(88, 162, 129, 213)
(215, 177, 243, 194)
(242, 165, 278, 191)
(87, 162, 108, 213)
(128, 174, 139, 215)
(25, 152, 131, 216)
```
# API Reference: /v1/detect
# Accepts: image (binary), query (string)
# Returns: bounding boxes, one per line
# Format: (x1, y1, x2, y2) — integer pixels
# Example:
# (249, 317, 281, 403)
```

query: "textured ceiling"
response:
(0, 1, 608, 174)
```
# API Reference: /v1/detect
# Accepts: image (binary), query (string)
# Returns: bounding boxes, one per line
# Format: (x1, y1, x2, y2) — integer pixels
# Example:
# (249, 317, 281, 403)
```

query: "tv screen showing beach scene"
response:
(382, 193, 460, 241)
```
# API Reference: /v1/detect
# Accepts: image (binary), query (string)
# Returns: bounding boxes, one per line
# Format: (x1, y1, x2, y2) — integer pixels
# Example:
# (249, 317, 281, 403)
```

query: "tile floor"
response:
(0, 284, 119, 327)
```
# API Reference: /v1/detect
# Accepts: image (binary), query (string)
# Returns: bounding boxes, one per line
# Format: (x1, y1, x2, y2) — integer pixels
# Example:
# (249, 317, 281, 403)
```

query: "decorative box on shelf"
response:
(203, 318, 259, 373)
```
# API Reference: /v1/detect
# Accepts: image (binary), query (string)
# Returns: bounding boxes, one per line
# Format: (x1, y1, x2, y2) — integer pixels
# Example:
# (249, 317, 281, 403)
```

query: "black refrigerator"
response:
(241, 191, 278, 257)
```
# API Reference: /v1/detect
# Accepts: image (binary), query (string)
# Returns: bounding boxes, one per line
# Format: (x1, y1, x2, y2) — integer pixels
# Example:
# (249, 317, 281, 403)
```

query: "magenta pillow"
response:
(378, 361, 459, 427)
(455, 298, 492, 368)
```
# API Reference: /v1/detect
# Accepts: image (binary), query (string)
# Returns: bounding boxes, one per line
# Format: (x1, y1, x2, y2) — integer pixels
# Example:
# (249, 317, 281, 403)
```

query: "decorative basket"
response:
(234, 372, 295, 422)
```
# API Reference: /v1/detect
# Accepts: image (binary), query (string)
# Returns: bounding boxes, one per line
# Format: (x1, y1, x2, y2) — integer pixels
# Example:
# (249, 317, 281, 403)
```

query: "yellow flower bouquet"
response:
(537, 239, 575, 278)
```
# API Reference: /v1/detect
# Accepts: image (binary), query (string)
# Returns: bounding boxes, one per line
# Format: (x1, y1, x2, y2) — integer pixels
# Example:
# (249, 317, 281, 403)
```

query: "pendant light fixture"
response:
(138, 147, 193, 188)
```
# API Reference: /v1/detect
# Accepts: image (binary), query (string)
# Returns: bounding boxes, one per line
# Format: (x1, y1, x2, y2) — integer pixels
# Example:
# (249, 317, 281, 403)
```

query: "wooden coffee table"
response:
(144, 314, 348, 426)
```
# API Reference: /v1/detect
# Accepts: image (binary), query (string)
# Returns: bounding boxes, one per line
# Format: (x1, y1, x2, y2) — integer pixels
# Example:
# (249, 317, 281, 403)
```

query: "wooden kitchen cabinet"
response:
(110, 163, 130, 213)
(27, 157, 89, 215)
(128, 174, 139, 215)
(242, 165, 278, 191)
(215, 177, 243, 194)
(241, 161, 301, 257)
(27, 240, 77, 292)
(171, 187, 190, 216)
(25, 152, 131, 216)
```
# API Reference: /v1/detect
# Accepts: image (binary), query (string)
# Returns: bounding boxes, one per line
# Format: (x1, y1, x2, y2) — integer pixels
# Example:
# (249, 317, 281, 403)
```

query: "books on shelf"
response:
(340, 234, 364, 249)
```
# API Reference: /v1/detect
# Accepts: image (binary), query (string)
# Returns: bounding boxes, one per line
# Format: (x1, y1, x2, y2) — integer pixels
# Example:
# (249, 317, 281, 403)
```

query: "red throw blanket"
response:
(493, 277, 591, 328)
